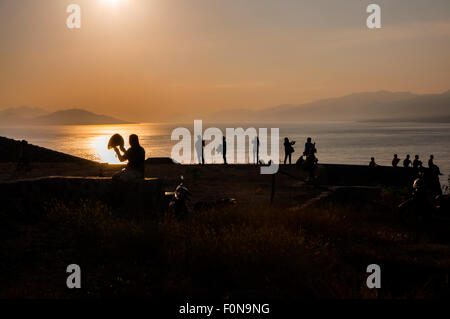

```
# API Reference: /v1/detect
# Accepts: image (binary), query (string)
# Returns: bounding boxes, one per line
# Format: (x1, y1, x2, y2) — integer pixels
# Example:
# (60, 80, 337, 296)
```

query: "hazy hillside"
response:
(362, 115, 450, 123)
(204, 90, 450, 123)
(0, 107, 130, 125)
(0, 106, 49, 124)
(32, 109, 130, 125)
(2, 90, 449, 124)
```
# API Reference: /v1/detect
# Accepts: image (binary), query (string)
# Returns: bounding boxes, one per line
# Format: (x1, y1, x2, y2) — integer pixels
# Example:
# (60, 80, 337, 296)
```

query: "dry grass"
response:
(1, 185, 449, 299)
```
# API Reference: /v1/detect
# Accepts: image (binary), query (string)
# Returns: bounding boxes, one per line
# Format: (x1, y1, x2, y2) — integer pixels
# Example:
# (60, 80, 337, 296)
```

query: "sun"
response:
(102, 0, 122, 6)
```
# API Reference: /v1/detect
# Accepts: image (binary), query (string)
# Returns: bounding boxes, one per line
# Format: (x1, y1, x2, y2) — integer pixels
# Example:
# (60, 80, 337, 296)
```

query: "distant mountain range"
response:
(0, 106, 131, 125)
(2, 90, 450, 125)
(202, 90, 450, 123)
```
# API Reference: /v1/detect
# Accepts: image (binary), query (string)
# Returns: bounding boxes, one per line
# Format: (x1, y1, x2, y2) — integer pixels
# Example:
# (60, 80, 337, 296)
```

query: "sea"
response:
(1, 122, 449, 185)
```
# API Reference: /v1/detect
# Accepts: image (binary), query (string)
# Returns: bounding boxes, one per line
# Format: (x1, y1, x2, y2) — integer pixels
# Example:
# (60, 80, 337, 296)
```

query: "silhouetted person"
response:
(195, 135, 203, 164)
(403, 154, 411, 168)
(302, 137, 318, 181)
(392, 154, 400, 168)
(427, 155, 442, 196)
(368, 157, 377, 183)
(428, 155, 435, 168)
(202, 139, 205, 164)
(252, 136, 260, 164)
(413, 155, 422, 169)
(283, 137, 295, 164)
(222, 136, 227, 164)
(113, 134, 145, 181)
(304, 137, 315, 156)
(256, 136, 260, 164)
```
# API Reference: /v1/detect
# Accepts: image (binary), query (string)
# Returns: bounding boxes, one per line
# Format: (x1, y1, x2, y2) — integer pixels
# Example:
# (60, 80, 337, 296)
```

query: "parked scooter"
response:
(167, 176, 191, 218)
(398, 171, 449, 225)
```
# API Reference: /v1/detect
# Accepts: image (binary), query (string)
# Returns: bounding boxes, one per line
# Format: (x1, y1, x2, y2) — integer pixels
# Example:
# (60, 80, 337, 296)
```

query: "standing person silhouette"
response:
(195, 135, 203, 165)
(113, 134, 146, 181)
(256, 136, 260, 164)
(283, 137, 295, 165)
(222, 136, 227, 165)
(426, 155, 443, 196)
(252, 136, 259, 164)
(202, 139, 205, 165)
(302, 137, 318, 181)
(428, 154, 435, 168)
(304, 137, 315, 157)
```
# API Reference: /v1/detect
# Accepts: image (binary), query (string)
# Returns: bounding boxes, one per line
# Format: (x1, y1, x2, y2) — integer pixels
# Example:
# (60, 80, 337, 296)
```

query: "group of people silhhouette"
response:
(390, 153, 427, 169)
(282, 137, 318, 165)
(195, 135, 261, 165)
(369, 153, 443, 196)
(109, 134, 443, 197)
(282, 136, 319, 182)
(111, 134, 319, 180)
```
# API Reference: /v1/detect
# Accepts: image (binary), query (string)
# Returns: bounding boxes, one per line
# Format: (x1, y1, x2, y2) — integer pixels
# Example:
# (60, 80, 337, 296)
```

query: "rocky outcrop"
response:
(0, 136, 94, 163)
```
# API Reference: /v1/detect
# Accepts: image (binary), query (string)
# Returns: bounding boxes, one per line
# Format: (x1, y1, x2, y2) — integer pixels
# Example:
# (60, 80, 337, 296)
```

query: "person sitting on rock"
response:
(369, 157, 377, 168)
(296, 155, 304, 166)
(403, 154, 411, 168)
(392, 154, 400, 167)
(113, 134, 146, 181)
(413, 155, 422, 169)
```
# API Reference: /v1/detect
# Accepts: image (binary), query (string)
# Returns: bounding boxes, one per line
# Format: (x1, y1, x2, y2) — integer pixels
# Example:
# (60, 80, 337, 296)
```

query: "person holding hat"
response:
(112, 134, 146, 181)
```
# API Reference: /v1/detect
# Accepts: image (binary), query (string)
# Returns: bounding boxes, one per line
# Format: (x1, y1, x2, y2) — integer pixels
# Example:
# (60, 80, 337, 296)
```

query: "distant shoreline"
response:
(360, 118, 450, 124)
(4, 120, 450, 126)
(0, 107, 133, 126)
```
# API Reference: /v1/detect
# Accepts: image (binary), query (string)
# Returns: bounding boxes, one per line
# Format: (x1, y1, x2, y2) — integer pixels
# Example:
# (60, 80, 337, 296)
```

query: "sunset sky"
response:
(1, 0, 449, 122)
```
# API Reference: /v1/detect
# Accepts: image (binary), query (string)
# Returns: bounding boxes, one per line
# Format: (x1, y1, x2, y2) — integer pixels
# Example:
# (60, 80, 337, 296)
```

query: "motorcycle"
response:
(166, 176, 191, 218)
(398, 173, 449, 225)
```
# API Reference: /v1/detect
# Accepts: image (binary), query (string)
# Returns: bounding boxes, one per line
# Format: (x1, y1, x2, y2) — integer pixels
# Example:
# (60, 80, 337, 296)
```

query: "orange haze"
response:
(1, 0, 450, 122)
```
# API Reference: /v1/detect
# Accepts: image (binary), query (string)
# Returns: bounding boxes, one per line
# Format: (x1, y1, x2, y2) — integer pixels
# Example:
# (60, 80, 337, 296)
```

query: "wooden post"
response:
(270, 173, 276, 204)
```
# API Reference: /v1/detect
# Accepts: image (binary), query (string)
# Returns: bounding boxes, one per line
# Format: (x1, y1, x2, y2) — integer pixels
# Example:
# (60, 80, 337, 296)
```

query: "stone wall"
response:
(316, 164, 418, 186)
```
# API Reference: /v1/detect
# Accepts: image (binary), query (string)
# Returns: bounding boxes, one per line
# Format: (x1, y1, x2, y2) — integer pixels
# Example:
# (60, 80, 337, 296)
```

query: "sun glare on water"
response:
(91, 135, 123, 164)
(77, 124, 155, 165)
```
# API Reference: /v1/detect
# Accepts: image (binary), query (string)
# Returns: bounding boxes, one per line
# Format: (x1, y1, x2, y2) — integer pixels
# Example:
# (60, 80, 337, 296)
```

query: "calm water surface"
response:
(1, 122, 449, 184)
